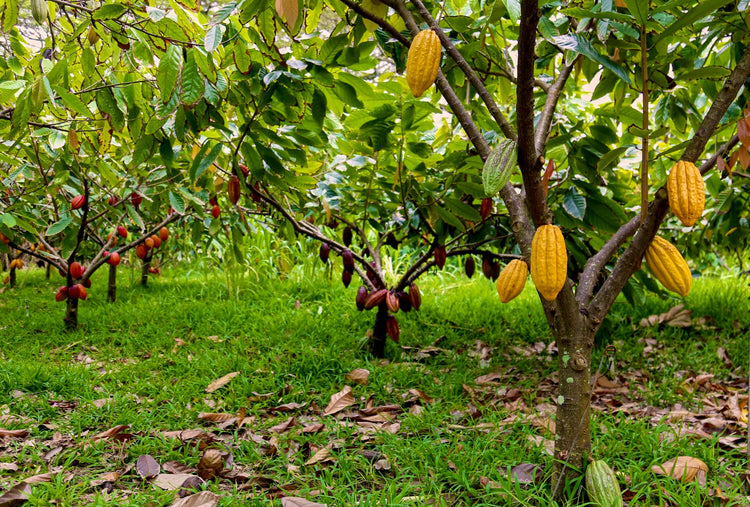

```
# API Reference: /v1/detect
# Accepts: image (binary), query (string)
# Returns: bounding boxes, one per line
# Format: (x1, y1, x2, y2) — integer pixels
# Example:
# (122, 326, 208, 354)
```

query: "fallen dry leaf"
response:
(0, 463, 18, 472)
(92, 424, 130, 443)
(136, 454, 161, 480)
(651, 456, 708, 485)
(198, 412, 235, 423)
(0, 482, 31, 506)
(305, 448, 334, 466)
(639, 304, 692, 328)
(153, 473, 200, 490)
(205, 372, 239, 393)
(197, 449, 224, 480)
(280, 497, 327, 507)
(324, 386, 354, 416)
(0, 429, 28, 438)
(170, 490, 220, 507)
(345, 369, 370, 385)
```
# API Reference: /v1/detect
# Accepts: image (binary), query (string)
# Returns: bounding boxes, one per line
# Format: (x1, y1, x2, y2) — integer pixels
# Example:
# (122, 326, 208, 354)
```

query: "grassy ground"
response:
(0, 260, 748, 506)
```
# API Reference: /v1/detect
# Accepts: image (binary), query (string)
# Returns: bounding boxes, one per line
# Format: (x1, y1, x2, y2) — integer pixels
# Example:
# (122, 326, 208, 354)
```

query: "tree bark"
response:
(141, 251, 152, 286)
(9, 266, 16, 288)
(45, 263, 51, 279)
(108, 263, 117, 302)
(64, 296, 79, 330)
(368, 303, 389, 358)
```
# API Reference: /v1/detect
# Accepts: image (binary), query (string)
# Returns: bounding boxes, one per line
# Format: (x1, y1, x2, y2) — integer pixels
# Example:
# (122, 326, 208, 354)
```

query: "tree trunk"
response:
(9, 266, 16, 288)
(141, 251, 152, 286)
(552, 318, 595, 499)
(367, 303, 389, 358)
(64, 296, 79, 329)
(45, 263, 51, 279)
(108, 263, 117, 302)
(0, 254, 7, 271)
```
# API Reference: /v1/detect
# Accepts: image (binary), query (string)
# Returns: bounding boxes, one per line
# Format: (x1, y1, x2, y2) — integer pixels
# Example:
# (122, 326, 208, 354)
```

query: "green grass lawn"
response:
(0, 262, 748, 506)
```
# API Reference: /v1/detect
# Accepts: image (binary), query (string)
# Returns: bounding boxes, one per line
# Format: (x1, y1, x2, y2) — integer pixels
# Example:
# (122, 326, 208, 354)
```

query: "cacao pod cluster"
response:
(667, 160, 704, 227)
(9, 259, 23, 270)
(406, 29, 441, 97)
(135, 227, 169, 261)
(530, 224, 567, 301)
(644, 236, 691, 297)
(57, 283, 88, 302)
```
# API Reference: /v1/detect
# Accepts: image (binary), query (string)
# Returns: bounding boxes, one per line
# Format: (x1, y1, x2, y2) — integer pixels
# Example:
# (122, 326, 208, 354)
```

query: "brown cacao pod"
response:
(365, 289, 388, 310)
(342, 269, 352, 288)
(667, 160, 704, 227)
(386, 291, 400, 313)
(530, 224, 567, 301)
(406, 29, 441, 97)
(396, 291, 411, 312)
(71, 195, 86, 210)
(465, 256, 475, 278)
(586, 460, 623, 507)
(434, 245, 446, 270)
(319, 243, 330, 263)
(644, 236, 691, 297)
(496, 259, 528, 303)
(227, 175, 241, 205)
(82, 278, 92, 289)
(356, 286, 368, 311)
(481, 256, 493, 279)
(343, 226, 353, 247)
(408, 283, 421, 311)
(386, 315, 400, 342)
(342, 249, 354, 272)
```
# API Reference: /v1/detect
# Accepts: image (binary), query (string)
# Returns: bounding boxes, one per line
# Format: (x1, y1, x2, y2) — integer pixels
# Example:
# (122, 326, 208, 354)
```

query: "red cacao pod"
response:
(77, 284, 87, 300)
(135, 244, 147, 259)
(386, 315, 400, 342)
(82, 278, 92, 289)
(319, 243, 330, 263)
(68, 284, 80, 300)
(386, 291, 400, 313)
(70, 261, 84, 279)
(434, 245, 446, 270)
(227, 175, 241, 205)
(409, 284, 421, 311)
(145, 237, 154, 249)
(71, 195, 86, 210)
(465, 256, 475, 278)
(397, 291, 412, 312)
(108, 196, 117, 206)
(151, 235, 162, 249)
(342, 249, 354, 272)
(342, 269, 352, 288)
(364, 288, 388, 310)
(159, 227, 169, 241)
(211, 205, 221, 219)
(343, 227, 353, 247)
(117, 226, 128, 238)
(107, 252, 121, 266)
(130, 192, 142, 208)
(481, 256, 493, 279)
(356, 286, 368, 311)
(480, 198, 493, 220)
(55, 286, 68, 302)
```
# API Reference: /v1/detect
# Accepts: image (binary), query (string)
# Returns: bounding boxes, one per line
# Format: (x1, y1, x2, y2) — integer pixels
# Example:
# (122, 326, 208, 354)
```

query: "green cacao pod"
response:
(530, 225, 567, 301)
(31, 0, 48, 24)
(406, 30, 441, 97)
(495, 259, 528, 303)
(482, 139, 518, 195)
(667, 160, 705, 227)
(586, 460, 623, 507)
(644, 236, 691, 297)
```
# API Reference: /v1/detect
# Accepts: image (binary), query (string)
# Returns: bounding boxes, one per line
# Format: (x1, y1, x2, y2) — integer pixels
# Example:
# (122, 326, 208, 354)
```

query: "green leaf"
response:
(47, 216, 73, 236)
(181, 49, 204, 105)
(2, 0, 18, 32)
(563, 187, 586, 220)
(444, 197, 482, 222)
(501, 0, 520, 22)
(675, 65, 731, 81)
(169, 191, 185, 214)
(53, 86, 91, 117)
(553, 34, 631, 84)
(157, 45, 182, 102)
(96, 88, 125, 131)
(93, 3, 127, 19)
(204, 24, 225, 53)
(435, 206, 465, 231)
(191, 142, 223, 182)
(652, 0, 733, 46)
(0, 213, 16, 227)
(626, 0, 649, 25)
(311, 87, 327, 128)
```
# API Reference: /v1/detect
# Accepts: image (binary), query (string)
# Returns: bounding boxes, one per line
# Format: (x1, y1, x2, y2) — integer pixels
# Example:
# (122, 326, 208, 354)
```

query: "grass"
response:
(0, 258, 748, 506)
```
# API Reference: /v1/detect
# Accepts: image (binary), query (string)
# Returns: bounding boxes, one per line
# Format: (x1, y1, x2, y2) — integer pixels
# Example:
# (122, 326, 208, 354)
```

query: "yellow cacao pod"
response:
(406, 30, 441, 97)
(495, 259, 528, 303)
(645, 236, 691, 297)
(667, 160, 704, 227)
(531, 225, 567, 301)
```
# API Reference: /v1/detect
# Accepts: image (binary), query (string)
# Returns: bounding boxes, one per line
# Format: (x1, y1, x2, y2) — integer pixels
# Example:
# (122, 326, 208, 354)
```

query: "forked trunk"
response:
(9, 266, 16, 288)
(368, 303, 389, 358)
(552, 319, 595, 499)
(108, 263, 117, 302)
(64, 296, 79, 329)
(141, 251, 152, 286)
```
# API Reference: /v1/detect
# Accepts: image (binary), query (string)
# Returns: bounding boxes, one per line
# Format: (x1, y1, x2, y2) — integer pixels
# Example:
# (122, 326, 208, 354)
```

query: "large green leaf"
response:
(157, 45, 182, 102)
(552, 34, 631, 84)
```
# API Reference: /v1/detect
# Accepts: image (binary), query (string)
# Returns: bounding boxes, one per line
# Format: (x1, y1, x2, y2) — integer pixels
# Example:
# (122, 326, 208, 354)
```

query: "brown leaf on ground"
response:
(324, 386, 354, 416)
(651, 456, 708, 485)
(345, 369, 370, 385)
(280, 497, 328, 507)
(406, 388, 434, 404)
(0, 463, 18, 472)
(271, 403, 307, 412)
(205, 372, 239, 393)
(153, 473, 200, 490)
(302, 423, 325, 434)
(197, 412, 236, 424)
(0, 482, 31, 506)
(170, 490, 220, 507)
(639, 304, 692, 328)
(163, 461, 193, 474)
(197, 449, 224, 480)
(305, 448, 334, 466)
(474, 371, 504, 384)
(136, 454, 161, 480)
(161, 429, 215, 447)
(269, 417, 297, 434)
(92, 424, 130, 443)
(0, 429, 28, 438)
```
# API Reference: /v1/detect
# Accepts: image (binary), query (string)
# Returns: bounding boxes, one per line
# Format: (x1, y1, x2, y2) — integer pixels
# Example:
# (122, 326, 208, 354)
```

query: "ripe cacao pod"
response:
(55, 286, 68, 302)
(667, 160, 705, 227)
(107, 252, 121, 266)
(151, 235, 162, 249)
(408, 283, 421, 311)
(495, 259, 528, 303)
(406, 29, 441, 97)
(227, 175, 241, 205)
(481, 256, 493, 280)
(586, 460, 623, 507)
(480, 198, 492, 220)
(68, 284, 80, 300)
(135, 244, 147, 260)
(530, 224, 567, 301)
(130, 192, 142, 208)
(434, 245, 446, 270)
(483, 139, 518, 195)
(32, 0, 48, 25)
(0, 232, 9, 244)
(108, 196, 117, 206)
(82, 278, 91, 289)
(342, 249, 354, 272)
(465, 256, 475, 278)
(211, 205, 221, 219)
(77, 284, 87, 300)
(71, 195, 86, 210)
(9, 259, 17, 269)
(396, 291, 412, 312)
(319, 243, 330, 263)
(365, 288, 388, 310)
(386, 291, 400, 313)
(490, 260, 501, 280)
(644, 236, 691, 297)
(117, 226, 128, 238)
(356, 286, 368, 311)
(145, 237, 154, 249)
(342, 269, 352, 288)
(239, 163, 250, 177)
(343, 227, 353, 247)
(159, 227, 169, 241)
(70, 261, 84, 279)
(386, 315, 400, 342)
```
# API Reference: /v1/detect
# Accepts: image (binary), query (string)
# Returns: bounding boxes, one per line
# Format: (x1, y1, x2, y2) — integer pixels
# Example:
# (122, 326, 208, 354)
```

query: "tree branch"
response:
(534, 56, 579, 156)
